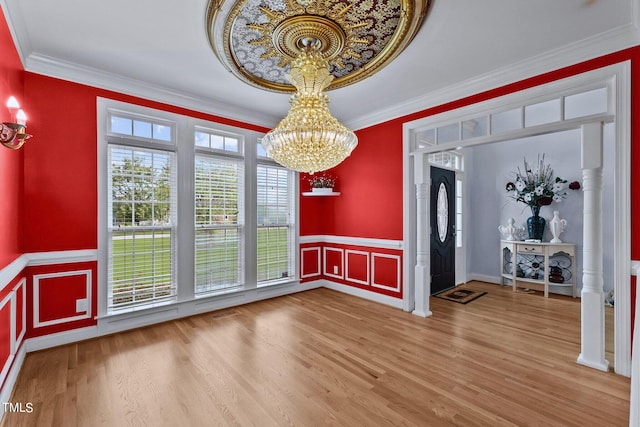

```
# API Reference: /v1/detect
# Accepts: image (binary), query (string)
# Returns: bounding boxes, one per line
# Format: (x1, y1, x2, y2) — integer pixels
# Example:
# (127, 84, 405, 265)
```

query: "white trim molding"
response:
(348, 24, 640, 131)
(25, 249, 97, 266)
(319, 280, 404, 309)
(12, 278, 26, 347)
(33, 270, 92, 328)
(0, 293, 15, 389)
(300, 235, 404, 250)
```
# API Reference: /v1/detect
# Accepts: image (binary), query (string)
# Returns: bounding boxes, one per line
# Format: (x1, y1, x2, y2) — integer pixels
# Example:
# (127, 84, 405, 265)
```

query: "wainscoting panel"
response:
(345, 250, 369, 286)
(26, 260, 98, 338)
(300, 247, 321, 279)
(371, 253, 402, 293)
(33, 269, 92, 328)
(323, 247, 344, 280)
(301, 236, 403, 299)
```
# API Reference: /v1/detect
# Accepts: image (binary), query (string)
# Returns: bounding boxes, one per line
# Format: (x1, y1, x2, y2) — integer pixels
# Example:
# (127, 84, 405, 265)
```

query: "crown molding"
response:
(0, 0, 30, 67)
(347, 23, 640, 131)
(24, 53, 279, 129)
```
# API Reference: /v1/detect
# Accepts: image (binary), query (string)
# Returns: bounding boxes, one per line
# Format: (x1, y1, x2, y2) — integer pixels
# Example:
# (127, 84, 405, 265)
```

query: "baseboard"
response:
(466, 273, 502, 285)
(25, 326, 98, 353)
(0, 344, 26, 420)
(320, 279, 404, 309)
(97, 280, 322, 337)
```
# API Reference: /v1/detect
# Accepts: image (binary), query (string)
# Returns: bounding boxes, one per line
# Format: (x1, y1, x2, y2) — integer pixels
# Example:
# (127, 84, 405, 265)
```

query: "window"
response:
(110, 113, 173, 142)
(99, 99, 299, 315)
(107, 120, 177, 310)
(195, 140, 245, 294)
(195, 128, 241, 153)
(257, 164, 295, 283)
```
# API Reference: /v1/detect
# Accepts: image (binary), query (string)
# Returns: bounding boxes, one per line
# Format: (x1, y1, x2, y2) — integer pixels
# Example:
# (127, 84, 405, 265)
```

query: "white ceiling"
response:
(1, 0, 636, 129)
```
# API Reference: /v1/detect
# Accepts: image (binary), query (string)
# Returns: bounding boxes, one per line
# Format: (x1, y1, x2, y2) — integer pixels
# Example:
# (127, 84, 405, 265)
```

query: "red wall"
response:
(310, 48, 640, 255)
(0, 6, 24, 269)
(22, 74, 269, 252)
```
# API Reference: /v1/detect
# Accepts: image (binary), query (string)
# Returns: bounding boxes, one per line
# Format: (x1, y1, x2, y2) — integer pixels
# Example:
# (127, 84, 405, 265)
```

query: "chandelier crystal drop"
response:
(261, 46, 358, 174)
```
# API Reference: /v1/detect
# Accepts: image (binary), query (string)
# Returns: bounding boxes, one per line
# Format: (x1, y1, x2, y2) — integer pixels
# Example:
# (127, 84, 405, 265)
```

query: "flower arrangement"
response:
(505, 155, 580, 210)
(307, 173, 336, 189)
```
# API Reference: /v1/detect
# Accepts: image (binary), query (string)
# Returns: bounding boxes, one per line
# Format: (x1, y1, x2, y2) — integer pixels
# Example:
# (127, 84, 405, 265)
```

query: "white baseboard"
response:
(319, 279, 404, 309)
(466, 273, 502, 285)
(97, 280, 322, 337)
(25, 326, 98, 353)
(0, 344, 26, 420)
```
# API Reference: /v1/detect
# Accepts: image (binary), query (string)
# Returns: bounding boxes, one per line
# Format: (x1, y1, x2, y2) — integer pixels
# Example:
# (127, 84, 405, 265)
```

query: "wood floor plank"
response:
(1, 281, 630, 426)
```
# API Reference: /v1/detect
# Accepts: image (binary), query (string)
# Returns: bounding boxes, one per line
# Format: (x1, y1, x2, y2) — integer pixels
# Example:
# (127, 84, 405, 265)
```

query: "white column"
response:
(577, 122, 609, 371)
(413, 153, 432, 317)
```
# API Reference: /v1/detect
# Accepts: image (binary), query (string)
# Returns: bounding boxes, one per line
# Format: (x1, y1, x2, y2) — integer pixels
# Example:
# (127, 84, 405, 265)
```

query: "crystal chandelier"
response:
(261, 41, 357, 174)
(207, 0, 430, 172)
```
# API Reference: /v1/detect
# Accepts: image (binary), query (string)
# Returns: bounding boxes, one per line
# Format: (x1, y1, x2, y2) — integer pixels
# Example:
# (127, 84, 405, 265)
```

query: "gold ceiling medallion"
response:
(206, 0, 431, 93)
(247, 1, 369, 69)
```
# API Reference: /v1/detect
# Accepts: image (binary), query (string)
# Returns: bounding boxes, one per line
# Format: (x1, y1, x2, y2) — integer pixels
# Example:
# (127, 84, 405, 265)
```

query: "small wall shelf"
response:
(302, 191, 341, 196)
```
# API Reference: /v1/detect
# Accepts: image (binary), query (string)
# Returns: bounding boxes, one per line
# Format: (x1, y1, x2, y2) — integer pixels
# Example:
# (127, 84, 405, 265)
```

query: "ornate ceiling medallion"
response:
(206, 0, 431, 93)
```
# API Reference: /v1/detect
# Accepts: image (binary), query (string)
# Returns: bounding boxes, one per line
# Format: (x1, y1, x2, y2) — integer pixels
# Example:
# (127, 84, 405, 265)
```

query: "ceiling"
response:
(1, 0, 635, 130)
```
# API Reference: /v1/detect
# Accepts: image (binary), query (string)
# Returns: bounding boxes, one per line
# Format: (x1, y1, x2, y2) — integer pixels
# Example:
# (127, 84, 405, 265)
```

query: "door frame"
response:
(402, 62, 631, 376)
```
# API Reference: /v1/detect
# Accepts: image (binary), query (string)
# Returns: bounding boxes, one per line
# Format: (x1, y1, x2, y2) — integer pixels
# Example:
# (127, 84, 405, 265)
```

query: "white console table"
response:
(500, 240, 577, 298)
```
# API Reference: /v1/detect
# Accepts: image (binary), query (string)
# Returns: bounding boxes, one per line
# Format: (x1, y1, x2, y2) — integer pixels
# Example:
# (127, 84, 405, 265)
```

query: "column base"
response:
(577, 353, 610, 372)
(412, 309, 432, 318)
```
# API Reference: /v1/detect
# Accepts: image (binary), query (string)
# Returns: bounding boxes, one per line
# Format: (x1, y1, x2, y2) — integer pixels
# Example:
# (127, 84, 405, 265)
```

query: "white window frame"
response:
(256, 160, 297, 286)
(97, 99, 300, 320)
(194, 130, 246, 295)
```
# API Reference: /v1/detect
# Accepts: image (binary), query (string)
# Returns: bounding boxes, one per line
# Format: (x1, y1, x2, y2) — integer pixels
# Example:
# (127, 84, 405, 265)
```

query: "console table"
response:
(500, 240, 577, 298)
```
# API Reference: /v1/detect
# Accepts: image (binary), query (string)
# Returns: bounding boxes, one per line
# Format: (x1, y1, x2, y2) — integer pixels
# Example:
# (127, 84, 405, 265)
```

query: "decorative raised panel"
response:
(300, 247, 321, 278)
(33, 270, 92, 328)
(371, 253, 401, 292)
(323, 247, 344, 279)
(13, 279, 26, 348)
(0, 292, 14, 390)
(345, 250, 370, 286)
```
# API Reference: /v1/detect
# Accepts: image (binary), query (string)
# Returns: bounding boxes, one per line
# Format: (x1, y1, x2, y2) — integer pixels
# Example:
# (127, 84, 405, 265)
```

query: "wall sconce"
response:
(1, 96, 32, 150)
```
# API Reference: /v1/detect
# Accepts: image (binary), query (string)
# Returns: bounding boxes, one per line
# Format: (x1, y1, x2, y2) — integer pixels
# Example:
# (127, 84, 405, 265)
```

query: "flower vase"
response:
(526, 206, 546, 240)
(549, 210, 567, 243)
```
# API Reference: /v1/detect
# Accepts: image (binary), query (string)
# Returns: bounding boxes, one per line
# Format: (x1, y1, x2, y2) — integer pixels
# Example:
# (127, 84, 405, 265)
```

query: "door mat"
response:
(434, 287, 487, 304)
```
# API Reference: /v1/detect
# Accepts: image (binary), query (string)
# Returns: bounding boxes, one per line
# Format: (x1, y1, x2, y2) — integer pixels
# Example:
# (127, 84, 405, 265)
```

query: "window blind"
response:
(195, 155, 245, 294)
(256, 164, 295, 283)
(107, 145, 177, 310)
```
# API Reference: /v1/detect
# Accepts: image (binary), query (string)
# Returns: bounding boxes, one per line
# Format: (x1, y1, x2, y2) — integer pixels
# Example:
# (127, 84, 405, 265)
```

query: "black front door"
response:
(430, 166, 456, 295)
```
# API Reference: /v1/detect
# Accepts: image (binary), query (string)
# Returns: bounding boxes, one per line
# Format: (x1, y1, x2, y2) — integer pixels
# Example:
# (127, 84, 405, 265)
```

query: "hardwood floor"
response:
(2, 281, 630, 426)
